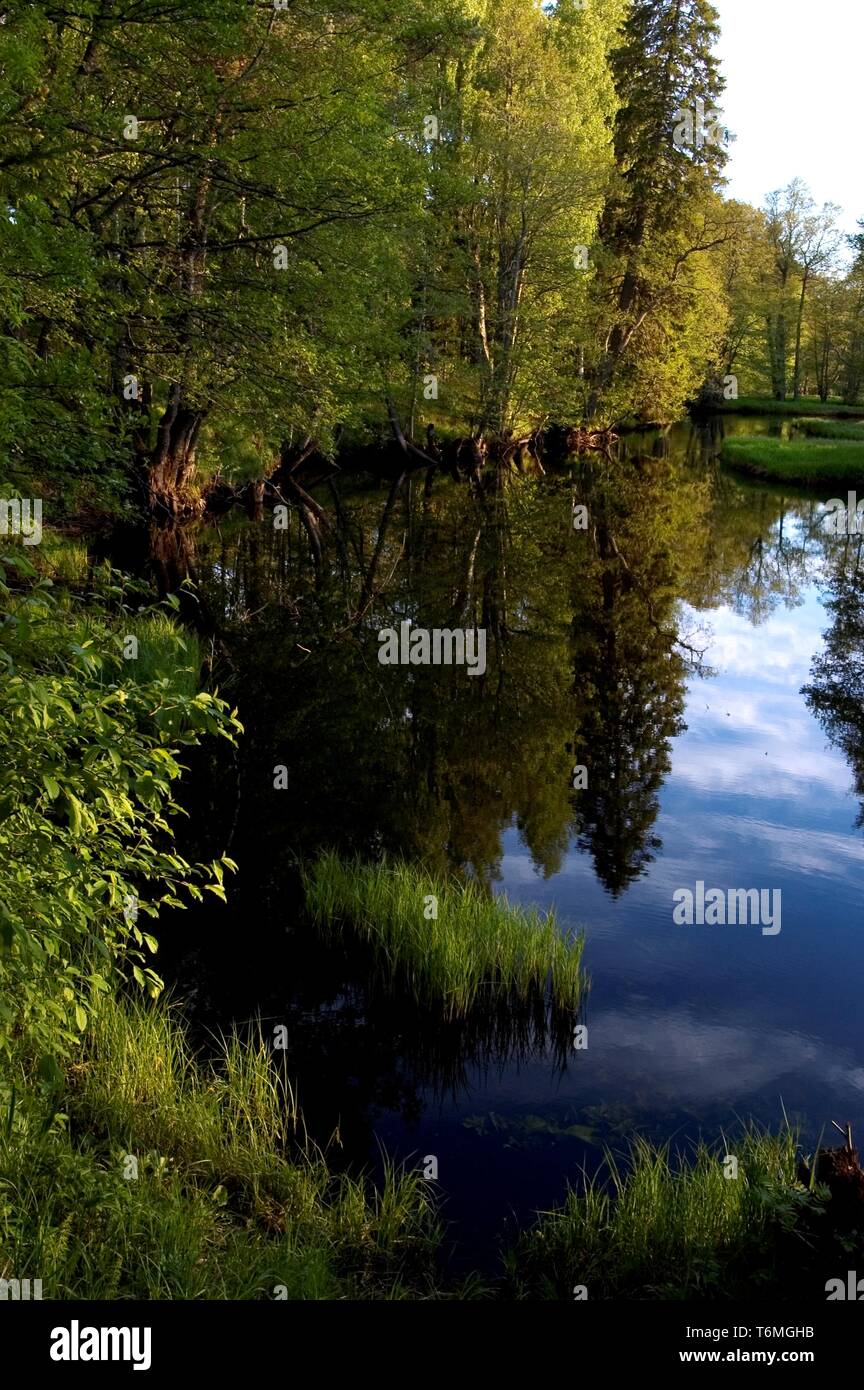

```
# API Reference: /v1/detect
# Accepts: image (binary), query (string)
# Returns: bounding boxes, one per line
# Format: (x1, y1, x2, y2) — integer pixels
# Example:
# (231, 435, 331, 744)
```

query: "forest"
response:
(3, 0, 864, 520)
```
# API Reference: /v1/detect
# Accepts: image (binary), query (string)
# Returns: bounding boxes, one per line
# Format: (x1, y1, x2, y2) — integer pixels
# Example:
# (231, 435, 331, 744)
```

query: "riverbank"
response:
(2, 500, 861, 1301)
(1, 994, 448, 1300)
(719, 395, 864, 419)
(792, 417, 864, 440)
(722, 437, 864, 486)
(3, 990, 849, 1300)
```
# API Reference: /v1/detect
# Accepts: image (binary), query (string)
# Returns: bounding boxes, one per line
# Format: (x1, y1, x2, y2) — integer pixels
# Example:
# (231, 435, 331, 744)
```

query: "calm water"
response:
(130, 415, 864, 1269)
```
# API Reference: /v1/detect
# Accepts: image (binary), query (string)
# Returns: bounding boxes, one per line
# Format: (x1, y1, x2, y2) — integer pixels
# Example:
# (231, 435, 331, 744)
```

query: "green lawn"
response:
(722, 436, 864, 486)
(720, 395, 864, 418)
(791, 417, 864, 441)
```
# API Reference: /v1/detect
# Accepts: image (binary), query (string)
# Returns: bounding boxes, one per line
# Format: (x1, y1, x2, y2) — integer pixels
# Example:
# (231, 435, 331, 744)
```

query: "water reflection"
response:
(122, 417, 864, 1263)
(568, 453, 698, 894)
(804, 537, 864, 828)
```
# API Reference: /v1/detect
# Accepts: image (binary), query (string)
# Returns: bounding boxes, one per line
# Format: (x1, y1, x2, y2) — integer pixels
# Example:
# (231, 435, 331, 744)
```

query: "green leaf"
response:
(65, 791, 83, 836)
(38, 1054, 63, 1088)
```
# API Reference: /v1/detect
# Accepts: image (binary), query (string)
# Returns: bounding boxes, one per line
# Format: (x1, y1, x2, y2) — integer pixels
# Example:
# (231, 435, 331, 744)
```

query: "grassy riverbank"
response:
(0, 551, 449, 1300)
(719, 395, 864, 418)
(2, 997, 836, 1300)
(508, 1130, 828, 1300)
(1, 995, 447, 1300)
(792, 417, 864, 441)
(722, 436, 864, 485)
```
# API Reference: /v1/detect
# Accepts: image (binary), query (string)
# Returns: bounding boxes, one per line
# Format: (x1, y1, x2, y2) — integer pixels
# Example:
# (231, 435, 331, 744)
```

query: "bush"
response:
(0, 548, 241, 1089)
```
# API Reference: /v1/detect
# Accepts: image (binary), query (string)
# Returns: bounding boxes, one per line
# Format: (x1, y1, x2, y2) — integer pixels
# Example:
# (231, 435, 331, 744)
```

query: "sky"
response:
(712, 0, 863, 241)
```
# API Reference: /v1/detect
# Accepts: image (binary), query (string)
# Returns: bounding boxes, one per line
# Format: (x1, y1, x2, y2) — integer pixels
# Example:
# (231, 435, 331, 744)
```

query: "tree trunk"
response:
(767, 311, 787, 399)
(792, 270, 809, 399)
(147, 388, 203, 514)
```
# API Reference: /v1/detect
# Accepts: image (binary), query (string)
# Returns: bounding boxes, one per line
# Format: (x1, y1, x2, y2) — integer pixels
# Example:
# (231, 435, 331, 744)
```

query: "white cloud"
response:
(585, 1006, 864, 1104)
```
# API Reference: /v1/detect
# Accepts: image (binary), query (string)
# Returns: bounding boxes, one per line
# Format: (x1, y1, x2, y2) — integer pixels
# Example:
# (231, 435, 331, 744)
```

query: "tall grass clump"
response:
(304, 851, 585, 1014)
(120, 609, 203, 699)
(508, 1127, 825, 1300)
(33, 531, 91, 584)
(0, 994, 447, 1300)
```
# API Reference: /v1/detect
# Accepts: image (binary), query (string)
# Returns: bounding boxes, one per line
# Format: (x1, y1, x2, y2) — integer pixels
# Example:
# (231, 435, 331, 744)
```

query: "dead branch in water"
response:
(566, 426, 620, 452)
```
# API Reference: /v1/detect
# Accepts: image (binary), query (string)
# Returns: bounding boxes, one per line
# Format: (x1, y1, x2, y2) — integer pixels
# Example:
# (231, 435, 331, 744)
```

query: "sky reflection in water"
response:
(375, 507, 864, 1254)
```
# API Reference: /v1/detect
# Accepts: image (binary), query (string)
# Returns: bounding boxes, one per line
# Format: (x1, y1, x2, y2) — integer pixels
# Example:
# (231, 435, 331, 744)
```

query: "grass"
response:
(33, 531, 91, 584)
(7, 541, 203, 696)
(0, 994, 448, 1300)
(507, 1128, 828, 1300)
(119, 610, 203, 697)
(304, 851, 586, 1015)
(792, 417, 864, 441)
(722, 436, 864, 486)
(4, 591, 205, 731)
(720, 394, 864, 418)
(0, 994, 842, 1301)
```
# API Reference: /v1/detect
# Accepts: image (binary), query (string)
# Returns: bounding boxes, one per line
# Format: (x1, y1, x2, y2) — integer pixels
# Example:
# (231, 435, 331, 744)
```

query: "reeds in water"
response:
(304, 851, 586, 1015)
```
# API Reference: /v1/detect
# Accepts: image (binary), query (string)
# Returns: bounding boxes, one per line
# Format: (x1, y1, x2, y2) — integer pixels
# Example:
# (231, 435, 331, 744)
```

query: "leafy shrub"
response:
(0, 549, 241, 1091)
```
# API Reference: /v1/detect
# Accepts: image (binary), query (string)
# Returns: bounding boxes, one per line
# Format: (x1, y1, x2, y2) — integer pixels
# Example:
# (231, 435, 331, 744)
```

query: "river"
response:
(121, 413, 864, 1270)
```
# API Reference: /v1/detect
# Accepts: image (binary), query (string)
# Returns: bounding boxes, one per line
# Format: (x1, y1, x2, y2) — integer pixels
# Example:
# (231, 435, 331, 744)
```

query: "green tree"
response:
(1, 0, 463, 508)
(407, 0, 625, 441)
(587, 0, 729, 422)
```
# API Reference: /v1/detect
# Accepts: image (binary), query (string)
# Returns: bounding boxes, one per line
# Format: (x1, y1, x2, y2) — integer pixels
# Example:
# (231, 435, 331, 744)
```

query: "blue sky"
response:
(713, 0, 862, 240)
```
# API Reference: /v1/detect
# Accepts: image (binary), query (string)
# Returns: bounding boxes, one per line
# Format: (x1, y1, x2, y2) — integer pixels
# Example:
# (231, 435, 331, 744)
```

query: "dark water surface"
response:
(135, 415, 864, 1270)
